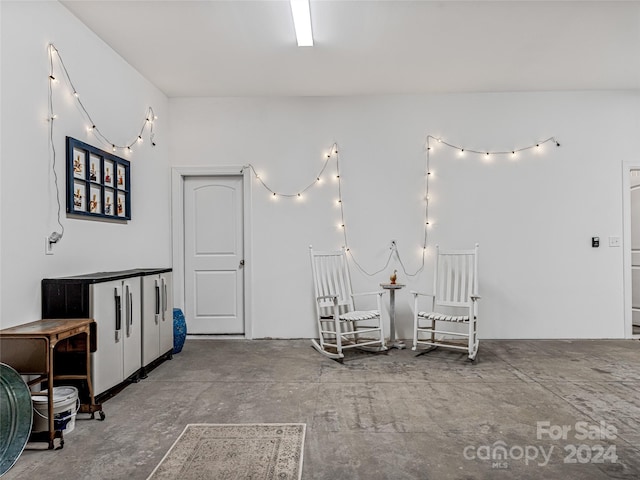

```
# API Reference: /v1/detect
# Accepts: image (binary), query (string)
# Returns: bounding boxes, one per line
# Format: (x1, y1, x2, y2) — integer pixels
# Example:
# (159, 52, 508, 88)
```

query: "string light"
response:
(425, 135, 560, 158)
(47, 43, 157, 153)
(242, 143, 335, 199)
(241, 134, 560, 279)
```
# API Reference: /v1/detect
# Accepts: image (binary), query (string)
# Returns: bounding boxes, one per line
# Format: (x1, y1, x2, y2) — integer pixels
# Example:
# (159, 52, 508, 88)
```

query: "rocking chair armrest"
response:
(352, 291, 385, 298)
(316, 294, 338, 302)
(410, 290, 434, 298)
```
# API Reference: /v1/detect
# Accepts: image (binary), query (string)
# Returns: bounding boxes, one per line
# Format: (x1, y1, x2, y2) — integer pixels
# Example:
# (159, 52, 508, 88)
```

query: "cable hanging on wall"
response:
(47, 46, 65, 245)
(335, 145, 430, 279)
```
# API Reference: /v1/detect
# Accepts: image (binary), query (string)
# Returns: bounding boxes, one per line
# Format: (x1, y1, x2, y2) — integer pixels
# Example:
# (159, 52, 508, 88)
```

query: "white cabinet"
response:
(42, 268, 173, 398)
(141, 271, 173, 368)
(91, 278, 142, 395)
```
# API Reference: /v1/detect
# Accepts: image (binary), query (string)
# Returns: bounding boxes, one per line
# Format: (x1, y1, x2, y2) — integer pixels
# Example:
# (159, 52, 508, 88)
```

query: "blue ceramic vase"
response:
(173, 308, 187, 354)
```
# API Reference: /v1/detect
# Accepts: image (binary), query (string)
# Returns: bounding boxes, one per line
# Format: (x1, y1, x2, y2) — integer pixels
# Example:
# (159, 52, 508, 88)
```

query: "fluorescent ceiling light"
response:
(290, 0, 313, 47)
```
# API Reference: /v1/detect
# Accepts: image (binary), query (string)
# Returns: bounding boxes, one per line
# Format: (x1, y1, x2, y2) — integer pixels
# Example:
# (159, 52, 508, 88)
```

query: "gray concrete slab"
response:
(3, 339, 640, 479)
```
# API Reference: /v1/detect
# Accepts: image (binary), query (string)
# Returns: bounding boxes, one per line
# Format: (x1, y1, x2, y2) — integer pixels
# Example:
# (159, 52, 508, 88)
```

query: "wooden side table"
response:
(380, 283, 406, 349)
(0, 318, 104, 449)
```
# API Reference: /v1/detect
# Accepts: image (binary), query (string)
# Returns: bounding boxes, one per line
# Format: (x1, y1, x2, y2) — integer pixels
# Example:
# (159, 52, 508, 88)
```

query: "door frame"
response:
(622, 160, 640, 339)
(171, 166, 253, 338)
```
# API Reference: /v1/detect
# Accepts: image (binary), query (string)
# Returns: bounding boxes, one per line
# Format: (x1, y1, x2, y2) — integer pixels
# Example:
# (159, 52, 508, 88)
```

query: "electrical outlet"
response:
(609, 236, 621, 247)
(45, 236, 54, 255)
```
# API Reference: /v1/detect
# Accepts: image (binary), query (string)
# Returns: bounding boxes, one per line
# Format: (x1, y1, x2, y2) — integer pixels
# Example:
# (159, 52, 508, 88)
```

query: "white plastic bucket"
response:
(32, 386, 80, 434)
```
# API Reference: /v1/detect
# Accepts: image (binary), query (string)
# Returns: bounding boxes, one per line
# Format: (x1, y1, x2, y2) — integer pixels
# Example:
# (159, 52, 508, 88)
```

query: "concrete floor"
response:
(4, 338, 640, 479)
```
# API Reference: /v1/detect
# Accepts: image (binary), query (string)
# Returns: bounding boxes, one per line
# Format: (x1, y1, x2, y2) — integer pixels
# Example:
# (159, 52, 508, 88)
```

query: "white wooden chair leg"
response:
(412, 295, 419, 350)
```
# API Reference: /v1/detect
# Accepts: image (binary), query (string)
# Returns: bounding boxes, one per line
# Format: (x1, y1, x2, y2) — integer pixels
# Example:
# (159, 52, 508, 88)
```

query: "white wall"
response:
(0, 1, 171, 329)
(170, 92, 639, 339)
(1, 1, 636, 340)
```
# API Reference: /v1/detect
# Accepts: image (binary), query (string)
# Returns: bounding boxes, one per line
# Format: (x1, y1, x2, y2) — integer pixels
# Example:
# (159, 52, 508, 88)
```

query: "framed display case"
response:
(66, 137, 131, 221)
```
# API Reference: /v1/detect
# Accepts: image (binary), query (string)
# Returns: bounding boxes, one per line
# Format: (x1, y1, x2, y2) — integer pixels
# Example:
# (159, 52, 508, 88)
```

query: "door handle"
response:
(239, 259, 245, 267)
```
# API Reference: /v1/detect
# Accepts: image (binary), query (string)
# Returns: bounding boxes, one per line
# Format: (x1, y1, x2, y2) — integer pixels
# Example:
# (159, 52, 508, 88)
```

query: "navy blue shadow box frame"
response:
(66, 137, 131, 221)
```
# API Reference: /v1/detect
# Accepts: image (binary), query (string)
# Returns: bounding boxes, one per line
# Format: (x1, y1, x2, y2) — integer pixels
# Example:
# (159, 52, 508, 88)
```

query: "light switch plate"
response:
(609, 236, 621, 247)
(45, 236, 54, 255)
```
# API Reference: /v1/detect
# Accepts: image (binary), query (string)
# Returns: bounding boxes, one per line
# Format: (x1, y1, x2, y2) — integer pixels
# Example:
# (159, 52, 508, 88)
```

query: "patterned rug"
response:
(146, 423, 306, 480)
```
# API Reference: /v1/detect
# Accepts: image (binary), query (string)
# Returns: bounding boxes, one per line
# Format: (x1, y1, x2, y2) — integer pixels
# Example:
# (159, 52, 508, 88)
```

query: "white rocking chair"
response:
(412, 244, 480, 362)
(309, 245, 387, 361)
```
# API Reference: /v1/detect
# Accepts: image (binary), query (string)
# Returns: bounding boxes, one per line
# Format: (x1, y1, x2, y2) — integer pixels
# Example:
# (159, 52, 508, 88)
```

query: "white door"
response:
(631, 171, 640, 331)
(184, 176, 244, 334)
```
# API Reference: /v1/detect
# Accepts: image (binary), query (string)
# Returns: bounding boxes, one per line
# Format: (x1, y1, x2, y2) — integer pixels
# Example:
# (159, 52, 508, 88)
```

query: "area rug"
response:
(146, 423, 306, 480)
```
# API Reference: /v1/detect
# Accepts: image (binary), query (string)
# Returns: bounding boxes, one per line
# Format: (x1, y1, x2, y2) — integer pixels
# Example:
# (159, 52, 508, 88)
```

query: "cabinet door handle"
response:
(162, 278, 167, 321)
(125, 285, 131, 337)
(114, 287, 122, 342)
(155, 281, 160, 324)
(129, 290, 134, 331)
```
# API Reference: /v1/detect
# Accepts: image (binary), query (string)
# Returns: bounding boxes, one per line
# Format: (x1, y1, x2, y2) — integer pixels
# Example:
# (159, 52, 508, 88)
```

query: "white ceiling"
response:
(60, 0, 640, 98)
